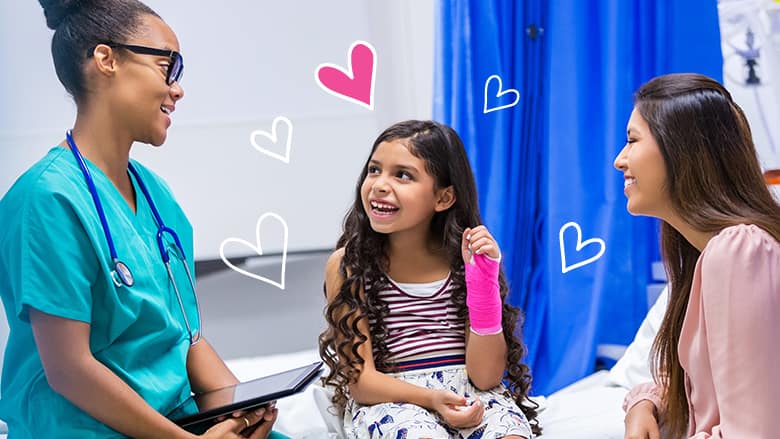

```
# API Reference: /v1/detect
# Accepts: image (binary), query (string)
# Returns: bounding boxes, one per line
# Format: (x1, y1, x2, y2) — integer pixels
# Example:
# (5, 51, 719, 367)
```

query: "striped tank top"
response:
(369, 273, 466, 370)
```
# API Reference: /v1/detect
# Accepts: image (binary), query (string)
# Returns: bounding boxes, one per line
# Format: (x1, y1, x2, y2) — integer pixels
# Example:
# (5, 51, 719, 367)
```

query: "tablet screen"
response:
(173, 361, 323, 429)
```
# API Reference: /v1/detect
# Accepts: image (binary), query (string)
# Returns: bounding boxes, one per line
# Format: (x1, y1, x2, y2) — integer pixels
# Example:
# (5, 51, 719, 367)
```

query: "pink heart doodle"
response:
(315, 41, 376, 110)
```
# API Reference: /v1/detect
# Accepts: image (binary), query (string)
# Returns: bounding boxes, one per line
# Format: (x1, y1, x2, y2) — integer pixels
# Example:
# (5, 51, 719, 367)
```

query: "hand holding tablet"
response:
(173, 361, 324, 432)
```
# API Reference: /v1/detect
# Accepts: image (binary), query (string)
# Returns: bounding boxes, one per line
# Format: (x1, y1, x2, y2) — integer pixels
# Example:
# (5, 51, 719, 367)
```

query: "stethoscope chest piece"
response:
(112, 260, 135, 287)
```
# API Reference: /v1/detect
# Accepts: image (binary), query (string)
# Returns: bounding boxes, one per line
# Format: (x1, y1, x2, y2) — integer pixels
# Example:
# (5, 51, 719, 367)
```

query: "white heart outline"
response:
(249, 116, 293, 164)
(559, 221, 606, 274)
(219, 212, 288, 290)
(314, 40, 377, 111)
(483, 74, 520, 114)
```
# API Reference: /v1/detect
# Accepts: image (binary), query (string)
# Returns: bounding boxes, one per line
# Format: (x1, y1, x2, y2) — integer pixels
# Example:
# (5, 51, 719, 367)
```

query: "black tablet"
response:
(173, 361, 324, 431)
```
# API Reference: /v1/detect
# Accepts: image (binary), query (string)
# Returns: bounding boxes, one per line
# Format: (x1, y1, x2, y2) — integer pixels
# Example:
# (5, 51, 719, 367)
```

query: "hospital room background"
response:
(1, 0, 779, 437)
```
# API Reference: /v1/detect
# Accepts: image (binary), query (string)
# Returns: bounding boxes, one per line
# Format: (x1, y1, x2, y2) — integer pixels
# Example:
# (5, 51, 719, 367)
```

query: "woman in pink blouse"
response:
(614, 73, 780, 439)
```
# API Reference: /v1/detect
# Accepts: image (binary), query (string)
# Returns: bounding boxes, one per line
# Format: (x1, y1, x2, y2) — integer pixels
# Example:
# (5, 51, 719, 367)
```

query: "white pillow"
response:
(607, 286, 668, 390)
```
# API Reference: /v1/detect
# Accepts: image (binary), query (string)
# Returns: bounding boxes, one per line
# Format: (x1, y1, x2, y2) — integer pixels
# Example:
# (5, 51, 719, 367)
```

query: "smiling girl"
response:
(319, 120, 540, 438)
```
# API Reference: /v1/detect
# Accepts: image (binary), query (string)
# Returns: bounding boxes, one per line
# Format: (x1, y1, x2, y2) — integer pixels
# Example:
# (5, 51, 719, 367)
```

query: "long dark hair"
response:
(318, 120, 540, 434)
(39, 0, 159, 103)
(636, 74, 780, 437)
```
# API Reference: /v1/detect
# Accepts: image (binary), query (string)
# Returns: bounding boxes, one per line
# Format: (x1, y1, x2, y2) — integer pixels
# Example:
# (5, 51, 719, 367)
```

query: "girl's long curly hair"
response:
(318, 120, 540, 435)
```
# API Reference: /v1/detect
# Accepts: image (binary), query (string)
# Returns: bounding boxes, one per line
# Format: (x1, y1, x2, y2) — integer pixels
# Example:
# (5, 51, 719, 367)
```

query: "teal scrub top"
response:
(0, 147, 200, 438)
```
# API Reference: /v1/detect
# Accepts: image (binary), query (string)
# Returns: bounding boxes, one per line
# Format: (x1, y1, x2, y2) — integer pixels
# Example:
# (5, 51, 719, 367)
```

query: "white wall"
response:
(0, 1, 434, 260)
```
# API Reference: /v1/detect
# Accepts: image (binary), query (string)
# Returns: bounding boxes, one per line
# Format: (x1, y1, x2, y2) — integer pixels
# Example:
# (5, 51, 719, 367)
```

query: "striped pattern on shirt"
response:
(369, 274, 466, 363)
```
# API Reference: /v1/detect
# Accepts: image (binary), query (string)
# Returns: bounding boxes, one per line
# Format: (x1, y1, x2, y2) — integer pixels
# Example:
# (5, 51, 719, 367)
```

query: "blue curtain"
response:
(434, 0, 722, 395)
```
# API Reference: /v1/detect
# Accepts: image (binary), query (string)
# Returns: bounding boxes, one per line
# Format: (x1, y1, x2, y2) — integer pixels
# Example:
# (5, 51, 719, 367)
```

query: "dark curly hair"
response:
(318, 120, 540, 435)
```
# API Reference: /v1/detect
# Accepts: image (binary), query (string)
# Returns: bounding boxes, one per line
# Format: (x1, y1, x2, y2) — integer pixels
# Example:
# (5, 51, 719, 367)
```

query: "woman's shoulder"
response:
(2, 147, 80, 206)
(0, 148, 89, 246)
(709, 224, 778, 250)
(702, 224, 780, 270)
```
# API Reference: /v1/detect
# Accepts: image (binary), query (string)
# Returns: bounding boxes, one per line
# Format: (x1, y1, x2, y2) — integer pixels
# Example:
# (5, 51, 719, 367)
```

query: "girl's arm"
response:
(461, 226, 508, 389)
(464, 328, 507, 389)
(347, 322, 437, 409)
(324, 249, 436, 408)
(324, 249, 482, 428)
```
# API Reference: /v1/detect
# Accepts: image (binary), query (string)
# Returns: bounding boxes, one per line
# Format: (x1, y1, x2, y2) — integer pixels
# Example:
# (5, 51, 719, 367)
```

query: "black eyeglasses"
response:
(87, 43, 184, 85)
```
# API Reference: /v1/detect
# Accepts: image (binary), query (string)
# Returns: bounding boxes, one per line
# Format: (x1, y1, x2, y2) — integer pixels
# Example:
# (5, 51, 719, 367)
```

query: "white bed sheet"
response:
(536, 371, 626, 438)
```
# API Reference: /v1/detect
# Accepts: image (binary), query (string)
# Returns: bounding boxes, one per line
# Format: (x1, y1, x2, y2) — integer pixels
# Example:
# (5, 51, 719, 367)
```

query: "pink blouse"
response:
(624, 224, 780, 438)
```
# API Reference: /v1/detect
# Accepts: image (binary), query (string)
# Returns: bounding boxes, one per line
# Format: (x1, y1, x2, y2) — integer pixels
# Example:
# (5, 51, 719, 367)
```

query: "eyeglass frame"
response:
(86, 43, 184, 85)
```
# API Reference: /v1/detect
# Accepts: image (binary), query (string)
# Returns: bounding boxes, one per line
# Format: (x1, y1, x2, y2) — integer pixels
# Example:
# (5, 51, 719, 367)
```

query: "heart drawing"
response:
(483, 74, 520, 114)
(250, 116, 293, 164)
(315, 40, 376, 110)
(219, 212, 289, 290)
(559, 221, 606, 274)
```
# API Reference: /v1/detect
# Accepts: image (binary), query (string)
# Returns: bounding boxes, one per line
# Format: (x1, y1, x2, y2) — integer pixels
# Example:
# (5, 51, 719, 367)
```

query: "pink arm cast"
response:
(465, 254, 502, 335)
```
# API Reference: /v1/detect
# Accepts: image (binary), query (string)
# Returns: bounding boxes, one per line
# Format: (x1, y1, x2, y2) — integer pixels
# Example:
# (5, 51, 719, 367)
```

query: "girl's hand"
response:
(624, 400, 660, 439)
(430, 389, 484, 428)
(461, 226, 500, 265)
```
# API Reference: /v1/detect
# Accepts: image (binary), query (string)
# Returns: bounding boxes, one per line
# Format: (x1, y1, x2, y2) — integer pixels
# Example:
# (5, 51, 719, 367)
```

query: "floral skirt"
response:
(344, 364, 533, 439)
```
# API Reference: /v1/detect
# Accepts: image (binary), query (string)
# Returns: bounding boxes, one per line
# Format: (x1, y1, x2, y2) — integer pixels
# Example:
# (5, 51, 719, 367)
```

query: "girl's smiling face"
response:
(361, 139, 454, 235)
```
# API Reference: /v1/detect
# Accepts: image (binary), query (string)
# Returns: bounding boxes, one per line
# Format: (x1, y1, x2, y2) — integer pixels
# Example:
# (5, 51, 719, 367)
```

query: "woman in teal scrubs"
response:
(0, 1, 285, 438)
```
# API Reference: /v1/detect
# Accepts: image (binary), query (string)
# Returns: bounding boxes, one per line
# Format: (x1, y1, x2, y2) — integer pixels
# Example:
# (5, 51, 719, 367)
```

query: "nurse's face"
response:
(613, 108, 672, 218)
(113, 14, 184, 146)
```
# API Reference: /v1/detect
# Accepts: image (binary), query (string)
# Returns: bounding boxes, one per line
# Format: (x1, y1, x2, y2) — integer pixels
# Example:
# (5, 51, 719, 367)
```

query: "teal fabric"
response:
(0, 147, 199, 438)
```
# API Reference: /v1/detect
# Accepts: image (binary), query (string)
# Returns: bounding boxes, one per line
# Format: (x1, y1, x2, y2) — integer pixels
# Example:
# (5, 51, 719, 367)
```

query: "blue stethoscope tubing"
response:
(65, 130, 202, 345)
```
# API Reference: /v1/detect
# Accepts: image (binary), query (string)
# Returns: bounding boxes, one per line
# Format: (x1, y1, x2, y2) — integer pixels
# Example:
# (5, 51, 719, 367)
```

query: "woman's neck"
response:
(69, 106, 133, 189)
(663, 212, 716, 252)
(66, 105, 137, 213)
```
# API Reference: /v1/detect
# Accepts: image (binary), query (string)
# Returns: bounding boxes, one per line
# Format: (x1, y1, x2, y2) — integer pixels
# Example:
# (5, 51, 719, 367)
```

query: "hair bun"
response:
(39, 0, 86, 29)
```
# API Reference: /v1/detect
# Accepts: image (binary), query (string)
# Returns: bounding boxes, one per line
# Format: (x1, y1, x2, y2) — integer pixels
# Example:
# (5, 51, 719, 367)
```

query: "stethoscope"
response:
(65, 130, 202, 345)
